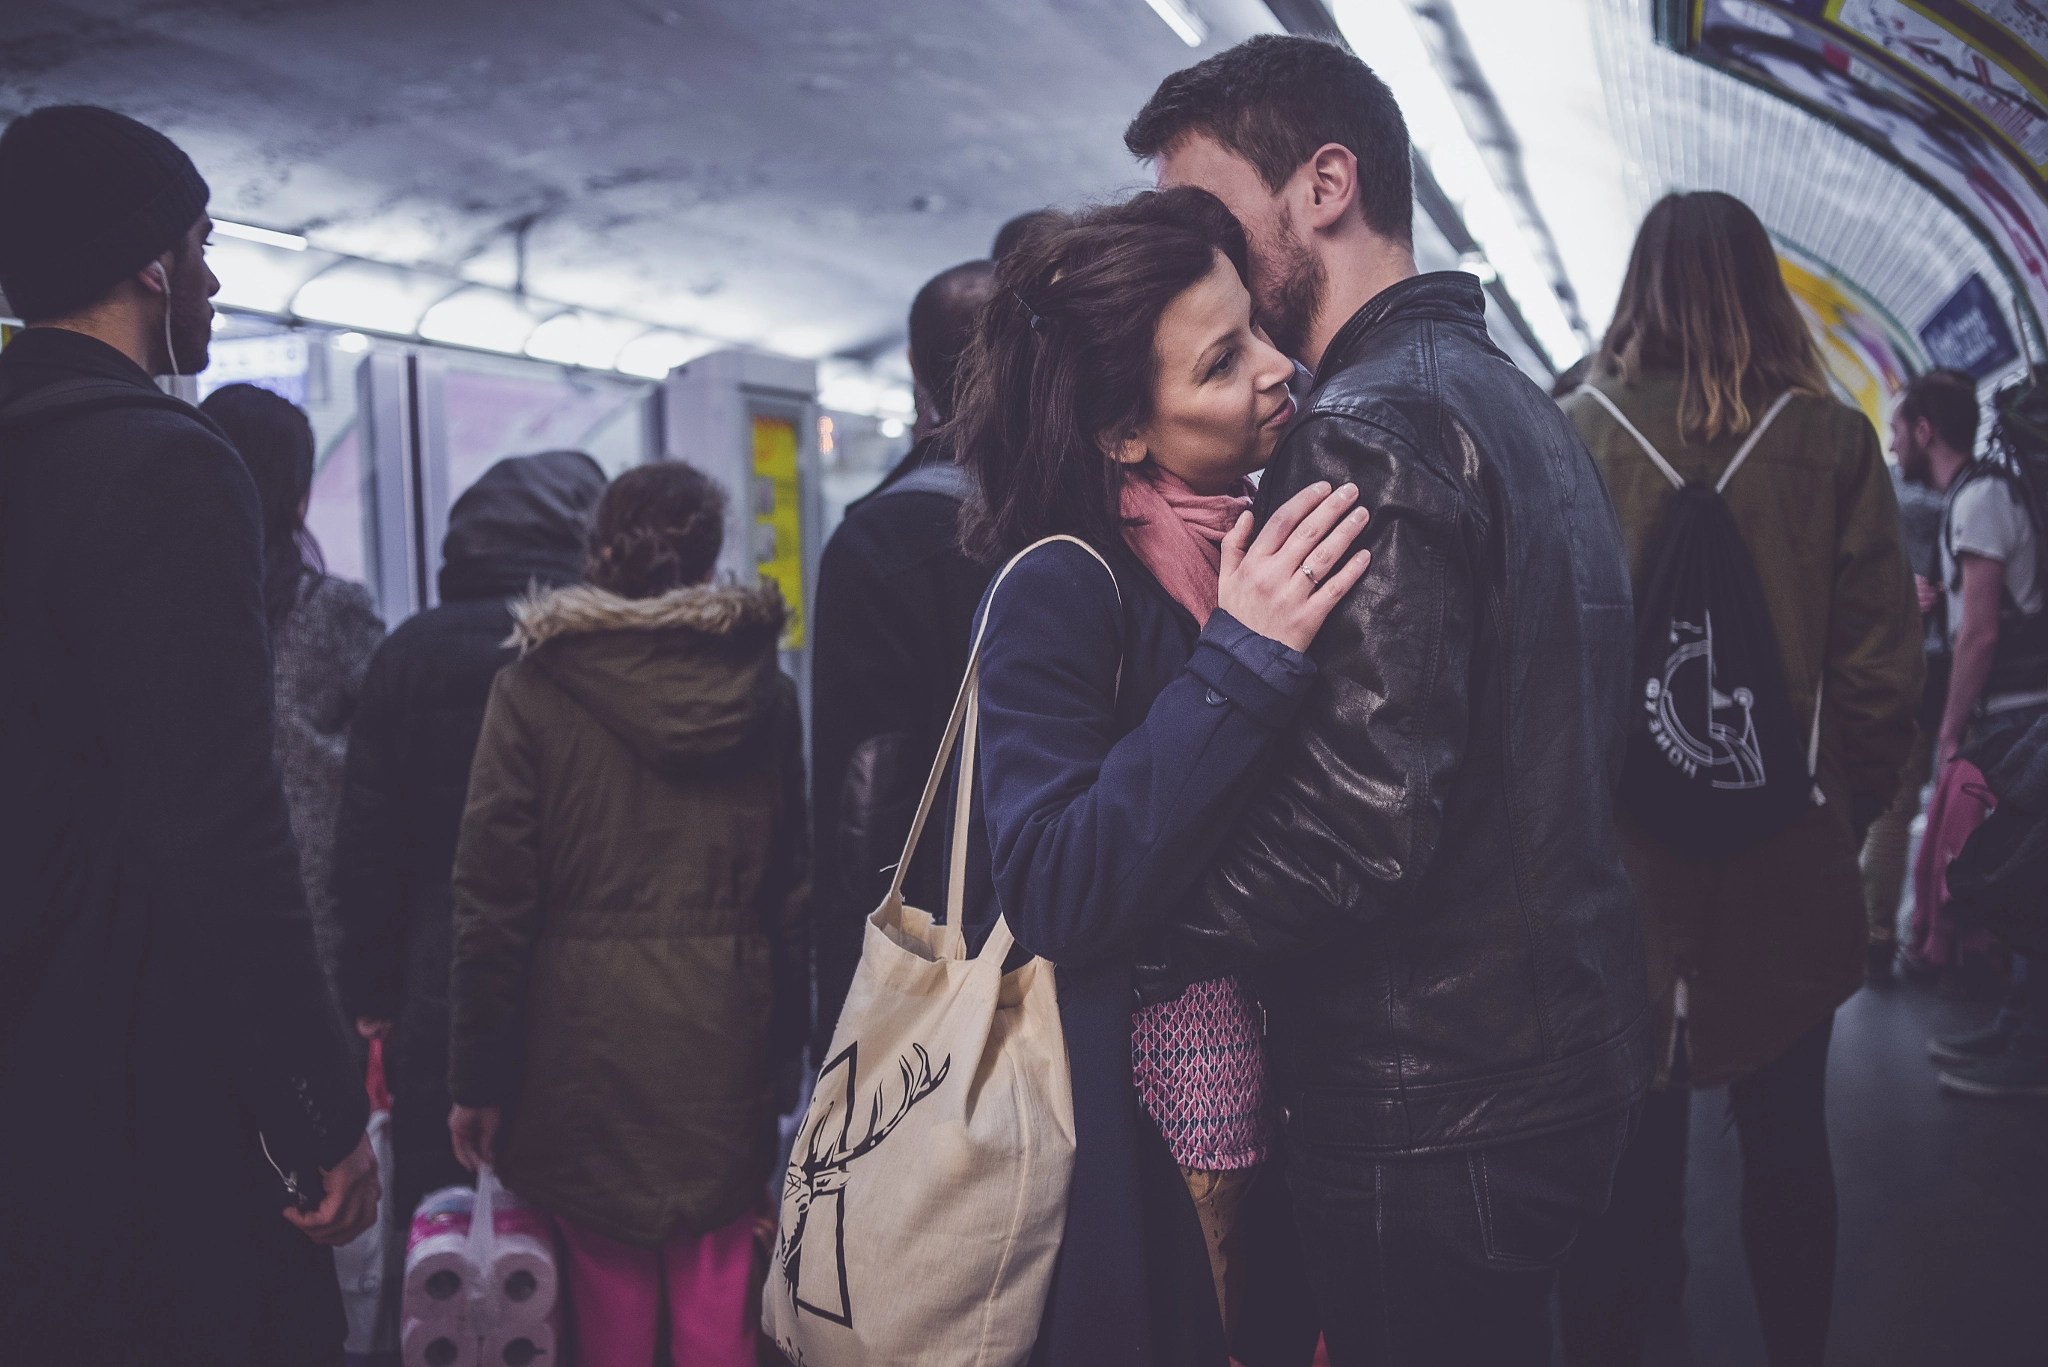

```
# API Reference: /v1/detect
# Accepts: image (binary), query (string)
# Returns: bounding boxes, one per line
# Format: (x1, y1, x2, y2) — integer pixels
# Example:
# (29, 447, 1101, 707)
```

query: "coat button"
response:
(1204, 687, 1227, 706)
(1280, 1104, 1293, 1126)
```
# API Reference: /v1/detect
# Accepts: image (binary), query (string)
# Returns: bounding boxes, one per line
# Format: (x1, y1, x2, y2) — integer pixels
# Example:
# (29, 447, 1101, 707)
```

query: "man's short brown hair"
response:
(1124, 34, 1413, 244)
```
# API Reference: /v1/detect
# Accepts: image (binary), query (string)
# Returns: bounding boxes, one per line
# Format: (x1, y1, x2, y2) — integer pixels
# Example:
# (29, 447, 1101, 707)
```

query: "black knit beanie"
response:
(0, 105, 211, 323)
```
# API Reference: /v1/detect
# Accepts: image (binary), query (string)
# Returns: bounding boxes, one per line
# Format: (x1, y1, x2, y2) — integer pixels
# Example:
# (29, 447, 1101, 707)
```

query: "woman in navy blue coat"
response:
(945, 190, 1373, 1366)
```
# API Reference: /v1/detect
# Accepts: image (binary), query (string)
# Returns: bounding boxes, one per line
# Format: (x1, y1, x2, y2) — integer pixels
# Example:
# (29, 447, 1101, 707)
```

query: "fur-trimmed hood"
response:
(509, 580, 786, 652)
(508, 580, 790, 773)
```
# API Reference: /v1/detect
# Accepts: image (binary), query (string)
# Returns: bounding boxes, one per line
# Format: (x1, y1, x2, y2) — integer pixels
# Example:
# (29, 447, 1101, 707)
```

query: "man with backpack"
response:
(1911, 368, 2048, 1097)
(809, 259, 996, 1060)
(0, 106, 374, 1364)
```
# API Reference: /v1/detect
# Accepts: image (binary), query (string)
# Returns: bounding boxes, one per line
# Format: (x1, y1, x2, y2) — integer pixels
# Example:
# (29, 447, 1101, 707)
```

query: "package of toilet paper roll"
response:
(399, 1169, 561, 1367)
(480, 1311, 560, 1366)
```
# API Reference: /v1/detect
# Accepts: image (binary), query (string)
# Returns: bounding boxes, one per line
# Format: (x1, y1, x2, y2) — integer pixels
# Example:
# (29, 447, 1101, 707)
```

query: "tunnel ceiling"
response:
(0, 0, 1283, 362)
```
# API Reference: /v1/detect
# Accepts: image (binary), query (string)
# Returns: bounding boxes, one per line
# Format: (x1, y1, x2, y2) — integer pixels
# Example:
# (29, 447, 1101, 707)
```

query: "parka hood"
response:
(439, 450, 607, 603)
(510, 580, 788, 775)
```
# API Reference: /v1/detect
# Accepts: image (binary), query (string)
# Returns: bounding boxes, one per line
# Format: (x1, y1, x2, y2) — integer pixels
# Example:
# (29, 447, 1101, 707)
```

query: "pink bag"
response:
(1910, 758, 1997, 967)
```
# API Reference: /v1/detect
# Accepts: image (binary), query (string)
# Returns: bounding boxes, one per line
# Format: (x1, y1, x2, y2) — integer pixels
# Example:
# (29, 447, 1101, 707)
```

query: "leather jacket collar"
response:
(1311, 270, 1488, 390)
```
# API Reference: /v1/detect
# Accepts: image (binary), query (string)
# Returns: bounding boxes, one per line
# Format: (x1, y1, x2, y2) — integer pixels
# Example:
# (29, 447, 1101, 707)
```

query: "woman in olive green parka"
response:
(1555, 193, 1921, 1367)
(447, 462, 808, 1366)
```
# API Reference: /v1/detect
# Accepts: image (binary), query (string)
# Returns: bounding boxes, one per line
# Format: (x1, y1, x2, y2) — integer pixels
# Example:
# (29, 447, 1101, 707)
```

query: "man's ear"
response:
(136, 254, 172, 296)
(1304, 143, 1360, 233)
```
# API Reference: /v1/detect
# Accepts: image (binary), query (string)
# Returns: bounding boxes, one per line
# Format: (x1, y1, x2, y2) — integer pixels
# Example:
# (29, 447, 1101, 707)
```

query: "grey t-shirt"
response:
(1942, 472, 2048, 712)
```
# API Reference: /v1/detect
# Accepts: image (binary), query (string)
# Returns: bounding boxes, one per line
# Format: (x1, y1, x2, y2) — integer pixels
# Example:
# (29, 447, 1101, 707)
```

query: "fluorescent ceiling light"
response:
(418, 286, 548, 353)
(525, 310, 650, 370)
(206, 236, 326, 315)
(213, 219, 307, 251)
(1328, 0, 1583, 365)
(616, 331, 718, 380)
(292, 261, 453, 335)
(1144, 0, 1207, 47)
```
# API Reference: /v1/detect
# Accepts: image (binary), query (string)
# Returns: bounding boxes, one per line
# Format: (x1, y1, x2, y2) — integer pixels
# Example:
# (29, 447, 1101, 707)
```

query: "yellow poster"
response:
(751, 414, 805, 650)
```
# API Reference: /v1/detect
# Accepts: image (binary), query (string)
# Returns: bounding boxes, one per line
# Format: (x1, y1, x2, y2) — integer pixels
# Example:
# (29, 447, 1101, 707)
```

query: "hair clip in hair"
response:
(1012, 289, 1044, 334)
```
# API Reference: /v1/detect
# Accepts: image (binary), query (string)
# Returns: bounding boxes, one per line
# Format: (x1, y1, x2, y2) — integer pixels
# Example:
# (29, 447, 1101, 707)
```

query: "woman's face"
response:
(1111, 251, 1298, 494)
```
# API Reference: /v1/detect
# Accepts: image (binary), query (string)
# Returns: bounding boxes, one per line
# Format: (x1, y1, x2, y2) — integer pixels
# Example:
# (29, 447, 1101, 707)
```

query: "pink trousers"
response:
(554, 1210, 757, 1367)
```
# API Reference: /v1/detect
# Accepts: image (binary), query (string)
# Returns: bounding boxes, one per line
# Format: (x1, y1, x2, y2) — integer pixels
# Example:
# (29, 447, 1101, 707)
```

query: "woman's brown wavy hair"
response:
(1599, 191, 1828, 442)
(948, 187, 1250, 563)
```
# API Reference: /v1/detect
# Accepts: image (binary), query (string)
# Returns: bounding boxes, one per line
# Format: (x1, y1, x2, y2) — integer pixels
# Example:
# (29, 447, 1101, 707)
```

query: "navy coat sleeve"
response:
(974, 541, 1315, 970)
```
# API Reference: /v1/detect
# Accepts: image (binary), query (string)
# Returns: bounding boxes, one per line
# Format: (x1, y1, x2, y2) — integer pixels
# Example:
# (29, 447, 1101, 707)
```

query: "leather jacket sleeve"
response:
(1166, 412, 1476, 980)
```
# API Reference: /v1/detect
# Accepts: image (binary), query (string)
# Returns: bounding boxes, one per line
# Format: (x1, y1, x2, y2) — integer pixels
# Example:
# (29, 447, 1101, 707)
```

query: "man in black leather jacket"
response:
(1128, 38, 1650, 1363)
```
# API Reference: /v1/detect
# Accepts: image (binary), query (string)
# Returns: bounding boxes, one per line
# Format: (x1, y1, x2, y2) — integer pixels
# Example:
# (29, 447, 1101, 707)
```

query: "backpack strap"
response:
(866, 460, 973, 503)
(1576, 386, 1684, 489)
(1575, 385, 1795, 494)
(1715, 392, 1796, 494)
(0, 376, 191, 429)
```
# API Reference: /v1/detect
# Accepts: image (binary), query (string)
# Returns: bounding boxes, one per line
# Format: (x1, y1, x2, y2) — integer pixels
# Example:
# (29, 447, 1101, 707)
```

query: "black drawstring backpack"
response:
(1580, 388, 1822, 854)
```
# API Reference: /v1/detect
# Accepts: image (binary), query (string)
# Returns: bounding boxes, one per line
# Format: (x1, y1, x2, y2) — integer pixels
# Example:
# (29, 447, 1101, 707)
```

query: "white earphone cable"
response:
(154, 261, 177, 376)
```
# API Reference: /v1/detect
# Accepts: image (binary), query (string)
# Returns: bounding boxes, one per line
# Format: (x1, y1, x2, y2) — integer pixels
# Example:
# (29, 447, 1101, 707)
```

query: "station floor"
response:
(1644, 981, 2045, 1367)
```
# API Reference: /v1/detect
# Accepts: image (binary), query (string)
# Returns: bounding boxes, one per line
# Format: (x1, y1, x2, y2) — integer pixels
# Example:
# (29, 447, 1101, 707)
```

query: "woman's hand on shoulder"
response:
(1217, 481, 1371, 653)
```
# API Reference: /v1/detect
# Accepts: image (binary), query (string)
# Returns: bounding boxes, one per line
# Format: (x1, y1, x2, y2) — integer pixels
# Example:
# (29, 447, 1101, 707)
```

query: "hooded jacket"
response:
(447, 580, 810, 1246)
(0, 327, 363, 1362)
(330, 449, 605, 1215)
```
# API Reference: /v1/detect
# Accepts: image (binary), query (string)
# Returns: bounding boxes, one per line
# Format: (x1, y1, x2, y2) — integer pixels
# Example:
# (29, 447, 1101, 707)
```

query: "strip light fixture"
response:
(212, 219, 308, 252)
(1326, 0, 1584, 365)
(1144, 0, 1208, 47)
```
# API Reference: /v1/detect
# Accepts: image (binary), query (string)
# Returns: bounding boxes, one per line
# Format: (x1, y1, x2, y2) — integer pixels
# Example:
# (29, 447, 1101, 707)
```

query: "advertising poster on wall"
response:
(1681, 0, 2048, 357)
(1776, 236, 1926, 424)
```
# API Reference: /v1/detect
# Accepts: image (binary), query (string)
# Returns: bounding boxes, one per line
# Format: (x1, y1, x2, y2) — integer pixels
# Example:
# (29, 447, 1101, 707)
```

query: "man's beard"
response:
(1257, 217, 1326, 364)
(1897, 432, 1932, 486)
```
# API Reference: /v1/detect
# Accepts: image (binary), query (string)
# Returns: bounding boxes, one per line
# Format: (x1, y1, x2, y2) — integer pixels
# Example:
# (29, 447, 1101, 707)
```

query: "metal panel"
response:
(357, 349, 419, 627)
(411, 350, 452, 610)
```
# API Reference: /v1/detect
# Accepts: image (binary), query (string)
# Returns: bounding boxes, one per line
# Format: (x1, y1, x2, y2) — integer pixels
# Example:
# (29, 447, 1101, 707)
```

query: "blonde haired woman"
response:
(1556, 191, 1921, 1367)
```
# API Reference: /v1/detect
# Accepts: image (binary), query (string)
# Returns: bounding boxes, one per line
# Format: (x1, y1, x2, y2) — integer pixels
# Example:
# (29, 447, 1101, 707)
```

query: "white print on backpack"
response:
(1644, 611, 1769, 789)
(778, 1041, 952, 1327)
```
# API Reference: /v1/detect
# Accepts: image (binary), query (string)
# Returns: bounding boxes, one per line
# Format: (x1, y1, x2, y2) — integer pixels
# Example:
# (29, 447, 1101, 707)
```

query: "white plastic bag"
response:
(337, 1038, 398, 1355)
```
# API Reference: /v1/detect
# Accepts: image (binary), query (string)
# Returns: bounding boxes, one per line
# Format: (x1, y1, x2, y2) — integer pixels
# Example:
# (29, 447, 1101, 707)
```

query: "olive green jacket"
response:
(448, 580, 809, 1245)
(1562, 372, 1921, 1086)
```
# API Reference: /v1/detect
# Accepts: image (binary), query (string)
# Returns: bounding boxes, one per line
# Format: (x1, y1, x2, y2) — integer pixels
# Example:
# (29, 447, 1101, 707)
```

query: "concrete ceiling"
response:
(0, 0, 1284, 361)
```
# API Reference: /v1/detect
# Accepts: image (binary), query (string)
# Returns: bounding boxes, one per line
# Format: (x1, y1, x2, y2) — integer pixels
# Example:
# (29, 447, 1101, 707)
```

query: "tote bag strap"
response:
(886, 535, 1122, 951)
(1576, 385, 1794, 494)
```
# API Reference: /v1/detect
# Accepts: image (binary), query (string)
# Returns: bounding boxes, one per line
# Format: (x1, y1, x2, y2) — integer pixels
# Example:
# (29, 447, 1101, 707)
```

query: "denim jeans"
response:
(1284, 1108, 1633, 1367)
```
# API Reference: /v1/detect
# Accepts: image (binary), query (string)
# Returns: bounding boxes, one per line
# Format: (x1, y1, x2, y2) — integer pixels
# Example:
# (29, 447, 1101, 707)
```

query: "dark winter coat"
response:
(811, 437, 993, 1058)
(331, 449, 605, 1216)
(0, 327, 364, 1365)
(955, 537, 1320, 1367)
(273, 573, 385, 996)
(1161, 272, 1651, 1153)
(448, 581, 810, 1246)
(1564, 370, 1922, 1086)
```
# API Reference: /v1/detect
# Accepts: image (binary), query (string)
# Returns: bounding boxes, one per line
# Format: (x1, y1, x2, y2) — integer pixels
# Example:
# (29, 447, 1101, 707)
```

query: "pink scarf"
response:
(1118, 466, 1254, 624)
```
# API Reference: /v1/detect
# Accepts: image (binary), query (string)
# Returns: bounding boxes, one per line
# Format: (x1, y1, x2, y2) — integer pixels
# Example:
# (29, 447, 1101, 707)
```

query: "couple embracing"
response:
(947, 37, 1650, 1367)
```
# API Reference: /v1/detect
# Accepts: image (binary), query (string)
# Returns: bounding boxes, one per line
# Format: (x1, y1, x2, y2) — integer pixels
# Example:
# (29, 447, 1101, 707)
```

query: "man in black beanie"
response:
(0, 106, 377, 1366)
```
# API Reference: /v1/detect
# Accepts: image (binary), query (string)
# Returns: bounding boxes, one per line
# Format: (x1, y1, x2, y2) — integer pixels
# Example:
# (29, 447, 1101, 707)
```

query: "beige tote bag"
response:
(764, 536, 1111, 1367)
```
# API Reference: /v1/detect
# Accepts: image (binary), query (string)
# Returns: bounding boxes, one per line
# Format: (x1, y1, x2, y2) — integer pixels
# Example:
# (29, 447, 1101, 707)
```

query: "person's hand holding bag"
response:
(282, 1130, 382, 1247)
(1217, 481, 1372, 651)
